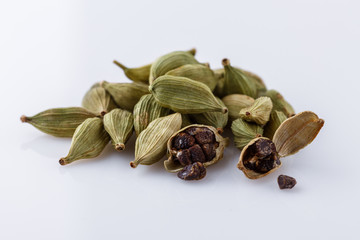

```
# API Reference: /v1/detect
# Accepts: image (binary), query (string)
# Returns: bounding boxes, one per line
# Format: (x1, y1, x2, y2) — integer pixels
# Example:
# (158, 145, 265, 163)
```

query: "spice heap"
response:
(21, 48, 324, 188)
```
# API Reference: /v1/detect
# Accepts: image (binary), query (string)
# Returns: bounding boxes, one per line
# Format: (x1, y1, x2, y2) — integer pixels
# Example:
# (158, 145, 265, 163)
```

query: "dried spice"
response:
(222, 94, 255, 121)
(177, 162, 206, 181)
(239, 96, 273, 125)
(263, 110, 287, 140)
(231, 118, 263, 150)
(265, 90, 295, 118)
(113, 61, 151, 84)
(278, 175, 297, 189)
(82, 86, 117, 116)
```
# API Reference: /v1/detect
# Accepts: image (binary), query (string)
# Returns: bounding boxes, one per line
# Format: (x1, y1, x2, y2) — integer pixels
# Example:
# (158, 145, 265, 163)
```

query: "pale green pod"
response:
(263, 110, 287, 140)
(222, 94, 255, 121)
(101, 81, 149, 111)
(165, 64, 217, 91)
(59, 117, 110, 165)
(149, 75, 228, 114)
(231, 118, 263, 150)
(181, 114, 193, 128)
(221, 59, 257, 98)
(20, 107, 96, 137)
(265, 90, 295, 117)
(82, 86, 117, 116)
(131, 113, 182, 168)
(113, 61, 151, 84)
(103, 109, 134, 151)
(213, 68, 225, 96)
(149, 49, 199, 84)
(239, 97, 273, 125)
(133, 94, 171, 136)
(242, 69, 267, 97)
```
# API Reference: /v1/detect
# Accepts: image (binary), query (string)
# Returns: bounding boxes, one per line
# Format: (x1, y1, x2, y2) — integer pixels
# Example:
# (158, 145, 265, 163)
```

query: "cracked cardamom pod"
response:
(265, 90, 295, 117)
(263, 110, 287, 140)
(149, 49, 198, 84)
(113, 60, 151, 84)
(20, 107, 96, 137)
(149, 75, 228, 114)
(82, 86, 117, 116)
(101, 81, 149, 111)
(103, 109, 133, 151)
(131, 113, 182, 168)
(59, 117, 110, 165)
(222, 94, 255, 121)
(242, 69, 267, 97)
(164, 124, 228, 174)
(190, 97, 228, 133)
(239, 96, 273, 125)
(231, 118, 263, 150)
(221, 58, 257, 98)
(133, 94, 171, 136)
(165, 64, 217, 91)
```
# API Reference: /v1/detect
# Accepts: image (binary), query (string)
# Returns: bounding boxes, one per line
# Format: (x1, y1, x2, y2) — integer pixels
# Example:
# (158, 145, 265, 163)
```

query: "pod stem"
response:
(222, 107, 228, 114)
(113, 60, 128, 71)
(59, 158, 69, 166)
(20, 115, 28, 123)
(130, 161, 138, 168)
(221, 58, 230, 66)
(115, 143, 125, 152)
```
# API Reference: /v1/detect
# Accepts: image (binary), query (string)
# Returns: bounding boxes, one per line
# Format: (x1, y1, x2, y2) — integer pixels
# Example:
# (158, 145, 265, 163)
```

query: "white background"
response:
(1, 0, 359, 239)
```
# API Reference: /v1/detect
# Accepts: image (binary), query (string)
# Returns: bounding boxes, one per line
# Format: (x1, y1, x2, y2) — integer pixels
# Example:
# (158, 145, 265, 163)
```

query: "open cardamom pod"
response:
(113, 61, 151, 84)
(103, 109, 133, 151)
(221, 59, 257, 98)
(165, 64, 217, 91)
(131, 113, 182, 168)
(101, 81, 149, 111)
(239, 97, 273, 125)
(231, 118, 263, 150)
(265, 90, 295, 117)
(20, 107, 96, 137)
(222, 94, 255, 121)
(149, 75, 228, 114)
(82, 86, 117, 116)
(59, 117, 110, 165)
(263, 110, 287, 140)
(149, 49, 199, 84)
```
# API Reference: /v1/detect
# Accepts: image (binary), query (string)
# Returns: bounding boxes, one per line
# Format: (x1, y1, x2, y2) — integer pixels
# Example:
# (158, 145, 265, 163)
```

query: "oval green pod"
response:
(263, 110, 287, 140)
(231, 118, 263, 150)
(222, 94, 255, 121)
(82, 86, 117, 116)
(265, 90, 295, 117)
(239, 97, 273, 126)
(113, 61, 151, 84)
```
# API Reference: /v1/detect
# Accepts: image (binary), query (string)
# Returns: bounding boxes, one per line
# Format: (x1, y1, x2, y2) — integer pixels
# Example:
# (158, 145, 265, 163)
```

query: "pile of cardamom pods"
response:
(21, 48, 324, 187)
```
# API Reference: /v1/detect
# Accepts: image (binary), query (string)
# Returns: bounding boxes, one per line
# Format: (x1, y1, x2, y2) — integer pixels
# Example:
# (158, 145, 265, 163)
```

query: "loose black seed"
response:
(172, 132, 195, 149)
(177, 162, 206, 180)
(278, 175, 297, 189)
(189, 144, 206, 163)
(176, 149, 192, 166)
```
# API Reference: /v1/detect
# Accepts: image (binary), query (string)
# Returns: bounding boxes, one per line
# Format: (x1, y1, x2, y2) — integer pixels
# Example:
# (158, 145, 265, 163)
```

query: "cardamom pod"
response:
(164, 124, 228, 174)
(231, 118, 263, 150)
(149, 75, 228, 114)
(82, 86, 117, 116)
(181, 114, 193, 128)
(133, 94, 171, 136)
(222, 94, 255, 121)
(265, 90, 295, 117)
(221, 58, 257, 98)
(149, 49, 199, 84)
(103, 109, 133, 151)
(239, 96, 273, 125)
(20, 107, 96, 137)
(242, 69, 267, 97)
(59, 117, 110, 165)
(263, 110, 287, 140)
(213, 68, 225, 96)
(165, 64, 217, 91)
(131, 113, 182, 168)
(101, 81, 149, 111)
(113, 61, 151, 84)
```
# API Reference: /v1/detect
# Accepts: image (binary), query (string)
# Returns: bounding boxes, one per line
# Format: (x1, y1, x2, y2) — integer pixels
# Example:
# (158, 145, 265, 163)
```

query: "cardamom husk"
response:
(59, 117, 110, 165)
(133, 94, 171, 136)
(231, 118, 263, 150)
(263, 110, 287, 140)
(149, 75, 228, 114)
(82, 86, 117, 116)
(239, 96, 273, 125)
(222, 94, 255, 121)
(113, 61, 151, 84)
(103, 109, 133, 151)
(101, 81, 149, 111)
(131, 113, 182, 168)
(265, 89, 295, 117)
(20, 107, 96, 137)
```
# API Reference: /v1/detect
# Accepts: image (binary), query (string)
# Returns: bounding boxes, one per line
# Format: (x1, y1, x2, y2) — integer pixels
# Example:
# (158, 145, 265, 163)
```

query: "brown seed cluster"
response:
(177, 162, 206, 180)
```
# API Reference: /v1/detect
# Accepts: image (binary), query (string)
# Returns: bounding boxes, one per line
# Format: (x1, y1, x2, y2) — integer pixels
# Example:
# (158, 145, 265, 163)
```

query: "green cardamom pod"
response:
(103, 109, 133, 151)
(263, 110, 287, 140)
(113, 61, 151, 84)
(190, 97, 228, 132)
(131, 113, 182, 168)
(222, 94, 255, 121)
(59, 117, 110, 165)
(231, 118, 263, 150)
(213, 68, 225, 96)
(221, 59, 257, 98)
(20, 107, 96, 137)
(265, 90, 295, 117)
(239, 97, 273, 125)
(82, 86, 117, 116)
(149, 49, 199, 84)
(181, 114, 193, 128)
(133, 94, 171, 136)
(165, 64, 217, 91)
(101, 81, 149, 111)
(149, 75, 228, 114)
(242, 69, 267, 97)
